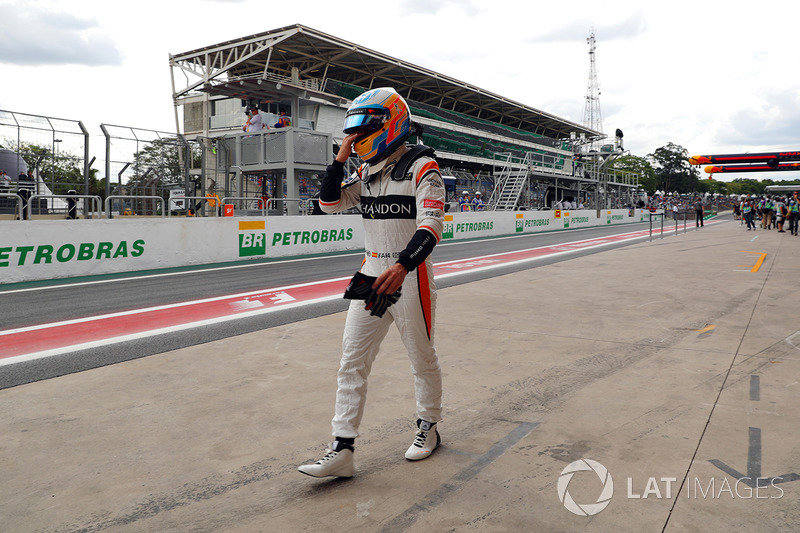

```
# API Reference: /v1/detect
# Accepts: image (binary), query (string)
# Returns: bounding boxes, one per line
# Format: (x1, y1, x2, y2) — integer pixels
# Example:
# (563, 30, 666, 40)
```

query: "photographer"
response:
(243, 106, 266, 132)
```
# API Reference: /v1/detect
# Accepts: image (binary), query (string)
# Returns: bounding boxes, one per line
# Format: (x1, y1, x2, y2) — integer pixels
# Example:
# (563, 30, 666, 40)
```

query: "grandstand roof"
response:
(170, 24, 600, 141)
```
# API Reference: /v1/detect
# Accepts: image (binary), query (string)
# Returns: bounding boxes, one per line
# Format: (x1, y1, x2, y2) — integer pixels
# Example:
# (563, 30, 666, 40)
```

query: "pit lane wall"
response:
(0, 209, 649, 283)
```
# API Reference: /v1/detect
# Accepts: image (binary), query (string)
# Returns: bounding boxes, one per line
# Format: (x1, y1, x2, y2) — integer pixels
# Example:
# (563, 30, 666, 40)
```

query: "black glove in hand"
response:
(365, 288, 401, 318)
(343, 271, 401, 318)
(343, 271, 377, 300)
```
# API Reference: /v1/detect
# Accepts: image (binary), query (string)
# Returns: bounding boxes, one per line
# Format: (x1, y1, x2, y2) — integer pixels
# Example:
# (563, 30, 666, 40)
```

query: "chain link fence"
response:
(0, 109, 90, 216)
(100, 124, 199, 217)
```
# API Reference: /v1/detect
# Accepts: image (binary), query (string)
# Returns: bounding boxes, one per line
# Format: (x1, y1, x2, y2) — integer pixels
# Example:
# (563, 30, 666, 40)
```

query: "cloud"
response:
(398, 0, 482, 16)
(528, 11, 647, 43)
(0, 4, 123, 66)
(719, 89, 800, 149)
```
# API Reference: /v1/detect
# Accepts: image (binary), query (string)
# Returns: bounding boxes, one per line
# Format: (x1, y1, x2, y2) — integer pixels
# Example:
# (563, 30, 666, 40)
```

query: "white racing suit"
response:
(319, 144, 445, 438)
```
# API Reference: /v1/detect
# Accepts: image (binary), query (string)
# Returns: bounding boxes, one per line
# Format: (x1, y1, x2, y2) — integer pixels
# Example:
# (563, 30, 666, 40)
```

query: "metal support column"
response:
(79, 121, 91, 217)
(101, 124, 111, 202)
(284, 129, 298, 215)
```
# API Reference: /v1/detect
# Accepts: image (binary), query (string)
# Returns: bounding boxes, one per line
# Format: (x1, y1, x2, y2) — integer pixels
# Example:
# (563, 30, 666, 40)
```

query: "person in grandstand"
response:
(471, 191, 484, 211)
(459, 190, 472, 211)
(0, 170, 10, 192)
(298, 87, 445, 478)
(243, 106, 266, 132)
(274, 109, 291, 128)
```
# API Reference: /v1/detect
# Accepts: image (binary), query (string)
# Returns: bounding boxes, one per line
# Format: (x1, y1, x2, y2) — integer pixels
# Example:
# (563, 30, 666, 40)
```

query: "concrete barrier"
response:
(0, 209, 648, 283)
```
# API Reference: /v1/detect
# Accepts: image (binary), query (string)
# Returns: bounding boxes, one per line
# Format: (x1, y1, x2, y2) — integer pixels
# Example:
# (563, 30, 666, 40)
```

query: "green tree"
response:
(610, 154, 657, 193)
(695, 176, 728, 196)
(126, 138, 184, 189)
(648, 142, 700, 194)
(124, 138, 201, 199)
(5, 141, 96, 196)
(727, 178, 764, 196)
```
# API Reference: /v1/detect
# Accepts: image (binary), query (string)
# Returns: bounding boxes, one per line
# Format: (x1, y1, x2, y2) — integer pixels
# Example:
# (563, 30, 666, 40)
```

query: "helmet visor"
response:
(343, 108, 387, 134)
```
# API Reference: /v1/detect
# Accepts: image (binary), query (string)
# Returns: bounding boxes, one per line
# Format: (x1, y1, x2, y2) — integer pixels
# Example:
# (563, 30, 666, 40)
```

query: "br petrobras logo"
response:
(238, 220, 266, 257)
(557, 459, 614, 516)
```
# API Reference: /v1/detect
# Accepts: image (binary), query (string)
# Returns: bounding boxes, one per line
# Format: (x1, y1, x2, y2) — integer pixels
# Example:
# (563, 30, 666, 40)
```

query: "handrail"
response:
(166, 196, 223, 217)
(27, 194, 102, 220)
(220, 196, 312, 216)
(649, 210, 665, 241)
(104, 195, 167, 218)
(0, 192, 23, 219)
(268, 197, 316, 216)
(673, 209, 690, 234)
(221, 196, 269, 216)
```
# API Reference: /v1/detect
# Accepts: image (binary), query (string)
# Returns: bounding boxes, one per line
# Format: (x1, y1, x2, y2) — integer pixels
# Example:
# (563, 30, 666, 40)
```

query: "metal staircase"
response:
(489, 152, 531, 210)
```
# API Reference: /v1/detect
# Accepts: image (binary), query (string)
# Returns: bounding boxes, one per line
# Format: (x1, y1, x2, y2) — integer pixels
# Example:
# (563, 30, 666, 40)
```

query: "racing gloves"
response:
(344, 271, 402, 318)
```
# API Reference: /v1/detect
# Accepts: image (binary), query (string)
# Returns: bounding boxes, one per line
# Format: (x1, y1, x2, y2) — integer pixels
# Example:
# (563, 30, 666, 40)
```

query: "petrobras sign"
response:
(513, 210, 595, 233)
(442, 213, 503, 240)
(0, 217, 367, 283)
(515, 212, 554, 233)
(241, 217, 360, 257)
(566, 213, 593, 229)
(0, 218, 208, 284)
(0, 239, 145, 267)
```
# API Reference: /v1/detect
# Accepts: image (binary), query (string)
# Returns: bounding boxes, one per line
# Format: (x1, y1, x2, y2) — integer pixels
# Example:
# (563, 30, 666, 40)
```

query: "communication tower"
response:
(583, 30, 603, 135)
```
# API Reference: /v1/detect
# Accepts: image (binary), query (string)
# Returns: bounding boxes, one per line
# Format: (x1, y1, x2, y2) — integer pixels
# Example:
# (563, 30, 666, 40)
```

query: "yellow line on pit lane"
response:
(738, 251, 767, 273)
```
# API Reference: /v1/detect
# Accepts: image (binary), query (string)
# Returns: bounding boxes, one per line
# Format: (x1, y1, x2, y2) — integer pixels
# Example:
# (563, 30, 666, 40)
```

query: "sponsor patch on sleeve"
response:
(423, 199, 445, 210)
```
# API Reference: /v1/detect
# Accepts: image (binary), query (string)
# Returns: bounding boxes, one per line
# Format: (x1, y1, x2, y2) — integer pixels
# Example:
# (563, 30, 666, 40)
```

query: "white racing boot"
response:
(405, 419, 441, 461)
(298, 440, 354, 478)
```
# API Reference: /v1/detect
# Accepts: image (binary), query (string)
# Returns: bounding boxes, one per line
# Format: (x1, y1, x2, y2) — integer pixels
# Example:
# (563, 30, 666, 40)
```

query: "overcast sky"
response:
(1, 0, 798, 182)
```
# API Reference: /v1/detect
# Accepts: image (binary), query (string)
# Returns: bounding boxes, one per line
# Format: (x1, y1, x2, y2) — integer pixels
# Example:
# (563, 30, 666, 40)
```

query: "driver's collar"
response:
(366, 144, 408, 175)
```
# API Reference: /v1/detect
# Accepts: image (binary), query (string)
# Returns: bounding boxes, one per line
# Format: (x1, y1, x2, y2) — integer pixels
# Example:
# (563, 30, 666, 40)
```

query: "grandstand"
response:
(170, 24, 639, 212)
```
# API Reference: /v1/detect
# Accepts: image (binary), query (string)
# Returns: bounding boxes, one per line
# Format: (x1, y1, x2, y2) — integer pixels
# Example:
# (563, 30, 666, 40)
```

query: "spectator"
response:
(18, 171, 34, 191)
(471, 191, 484, 211)
(740, 197, 747, 225)
(756, 197, 764, 227)
(743, 197, 756, 230)
(694, 197, 704, 227)
(274, 109, 291, 128)
(572, 154, 582, 176)
(0, 170, 10, 192)
(761, 196, 774, 229)
(243, 106, 266, 132)
(776, 196, 787, 233)
(458, 191, 472, 212)
(787, 194, 800, 236)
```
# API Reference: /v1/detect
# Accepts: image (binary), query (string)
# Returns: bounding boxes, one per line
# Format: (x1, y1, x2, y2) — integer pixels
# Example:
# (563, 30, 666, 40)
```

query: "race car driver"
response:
(298, 87, 445, 478)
